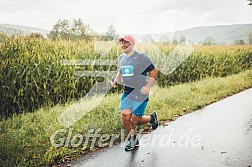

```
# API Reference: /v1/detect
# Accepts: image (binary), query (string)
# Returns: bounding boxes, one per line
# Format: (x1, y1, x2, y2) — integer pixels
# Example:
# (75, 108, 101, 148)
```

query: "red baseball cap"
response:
(118, 35, 135, 43)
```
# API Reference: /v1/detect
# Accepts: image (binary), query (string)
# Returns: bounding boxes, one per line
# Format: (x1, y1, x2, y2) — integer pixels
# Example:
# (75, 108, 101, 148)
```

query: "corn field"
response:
(0, 37, 252, 117)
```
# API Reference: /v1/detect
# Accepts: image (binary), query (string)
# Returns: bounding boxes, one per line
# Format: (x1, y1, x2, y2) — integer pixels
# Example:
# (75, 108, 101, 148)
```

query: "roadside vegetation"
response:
(0, 68, 252, 166)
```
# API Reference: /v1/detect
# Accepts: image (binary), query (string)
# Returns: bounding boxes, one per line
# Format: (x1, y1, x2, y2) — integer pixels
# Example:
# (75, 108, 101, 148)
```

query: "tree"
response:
(48, 19, 70, 40)
(159, 35, 170, 44)
(179, 35, 186, 43)
(234, 39, 245, 45)
(172, 38, 178, 45)
(248, 0, 252, 6)
(202, 37, 216, 45)
(28, 32, 44, 39)
(48, 18, 93, 41)
(71, 18, 93, 40)
(248, 32, 252, 45)
(104, 25, 117, 41)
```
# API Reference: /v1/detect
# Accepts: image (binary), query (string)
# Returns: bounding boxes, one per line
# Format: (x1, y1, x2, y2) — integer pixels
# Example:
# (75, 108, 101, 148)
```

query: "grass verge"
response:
(0, 69, 252, 166)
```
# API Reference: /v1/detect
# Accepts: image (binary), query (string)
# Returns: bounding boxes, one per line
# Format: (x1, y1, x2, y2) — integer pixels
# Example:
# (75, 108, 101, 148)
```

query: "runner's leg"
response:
(121, 109, 135, 137)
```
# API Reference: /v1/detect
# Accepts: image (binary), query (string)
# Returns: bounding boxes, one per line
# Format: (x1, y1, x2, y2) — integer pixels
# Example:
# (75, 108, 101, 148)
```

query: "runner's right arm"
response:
(111, 71, 122, 88)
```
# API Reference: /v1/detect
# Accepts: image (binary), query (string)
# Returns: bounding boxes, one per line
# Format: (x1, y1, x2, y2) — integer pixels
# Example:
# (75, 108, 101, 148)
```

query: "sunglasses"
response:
(120, 40, 131, 44)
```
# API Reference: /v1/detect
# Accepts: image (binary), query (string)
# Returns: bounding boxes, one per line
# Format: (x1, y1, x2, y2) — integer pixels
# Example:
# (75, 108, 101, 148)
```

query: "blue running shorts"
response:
(119, 93, 148, 117)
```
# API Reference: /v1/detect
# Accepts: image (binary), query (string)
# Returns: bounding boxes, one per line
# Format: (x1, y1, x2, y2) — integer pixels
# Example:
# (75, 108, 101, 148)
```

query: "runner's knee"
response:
(121, 113, 131, 122)
(131, 116, 140, 125)
(132, 119, 139, 125)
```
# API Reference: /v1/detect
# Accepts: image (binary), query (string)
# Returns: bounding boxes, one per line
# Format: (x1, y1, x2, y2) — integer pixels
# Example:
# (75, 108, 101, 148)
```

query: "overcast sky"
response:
(0, 0, 252, 34)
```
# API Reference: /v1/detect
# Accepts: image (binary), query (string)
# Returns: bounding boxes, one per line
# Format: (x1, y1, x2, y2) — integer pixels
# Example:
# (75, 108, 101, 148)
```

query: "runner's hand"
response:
(110, 79, 117, 88)
(141, 86, 150, 95)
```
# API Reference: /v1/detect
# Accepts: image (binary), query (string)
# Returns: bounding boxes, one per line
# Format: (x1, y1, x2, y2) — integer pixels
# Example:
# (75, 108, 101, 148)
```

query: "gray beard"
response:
(124, 47, 132, 54)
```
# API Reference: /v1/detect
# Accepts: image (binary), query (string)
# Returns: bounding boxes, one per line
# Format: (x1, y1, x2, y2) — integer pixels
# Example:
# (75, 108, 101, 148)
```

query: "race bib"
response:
(121, 65, 134, 76)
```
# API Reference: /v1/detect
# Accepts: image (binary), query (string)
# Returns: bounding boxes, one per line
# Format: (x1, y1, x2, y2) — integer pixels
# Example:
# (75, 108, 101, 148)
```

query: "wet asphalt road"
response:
(72, 88, 252, 167)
